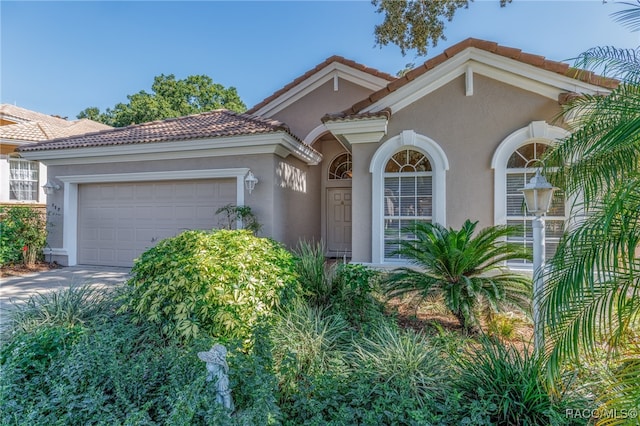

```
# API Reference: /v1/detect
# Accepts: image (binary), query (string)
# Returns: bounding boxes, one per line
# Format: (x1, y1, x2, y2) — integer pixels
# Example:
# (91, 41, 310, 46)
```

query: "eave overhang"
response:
(18, 131, 322, 166)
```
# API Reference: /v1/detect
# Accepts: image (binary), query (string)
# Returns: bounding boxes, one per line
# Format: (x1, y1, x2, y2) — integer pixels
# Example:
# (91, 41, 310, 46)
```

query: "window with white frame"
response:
(328, 152, 352, 179)
(505, 142, 565, 267)
(383, 149, 432, 261)
(9, 157, 40, 201)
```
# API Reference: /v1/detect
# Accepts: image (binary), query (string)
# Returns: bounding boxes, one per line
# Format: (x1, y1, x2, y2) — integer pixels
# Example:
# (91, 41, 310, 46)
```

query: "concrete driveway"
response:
(0, 266, 131, 326)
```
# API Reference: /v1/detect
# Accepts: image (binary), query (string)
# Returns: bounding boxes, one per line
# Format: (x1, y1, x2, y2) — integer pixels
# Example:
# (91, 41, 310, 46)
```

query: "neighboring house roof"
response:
(0, 104, 71, 126)
(247, 55, 396, 117)
(17, 109, 312, 152)
(333, 38, 619, 118)
(0, 103, 112, 143)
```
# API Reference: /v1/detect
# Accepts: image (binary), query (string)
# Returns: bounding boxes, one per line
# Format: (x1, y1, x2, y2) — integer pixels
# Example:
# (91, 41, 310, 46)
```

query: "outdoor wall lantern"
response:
(519, 169, 558, 351)
(42, 181, 61, 195)
(244, 171, 258, 194)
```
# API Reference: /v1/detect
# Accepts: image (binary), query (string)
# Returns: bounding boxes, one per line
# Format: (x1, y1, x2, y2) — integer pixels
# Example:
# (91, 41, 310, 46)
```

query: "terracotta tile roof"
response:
(0, 104, 70, 126)
(336, 38, 620, 117)
(321, 108, 392, 123)
(246, 55, 396, 115)
(0, 104, 112, 142)
(17, 109, 311, 152)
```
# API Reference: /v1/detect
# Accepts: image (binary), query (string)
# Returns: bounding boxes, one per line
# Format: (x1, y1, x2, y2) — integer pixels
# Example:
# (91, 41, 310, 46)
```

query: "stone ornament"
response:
(198, 344, 234, 411)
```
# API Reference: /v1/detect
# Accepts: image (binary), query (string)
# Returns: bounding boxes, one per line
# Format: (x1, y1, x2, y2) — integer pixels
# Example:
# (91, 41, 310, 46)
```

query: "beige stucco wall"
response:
(351, 74, 564, 263)
(270, 78, 374, 140)
(271, 154, 321, 249)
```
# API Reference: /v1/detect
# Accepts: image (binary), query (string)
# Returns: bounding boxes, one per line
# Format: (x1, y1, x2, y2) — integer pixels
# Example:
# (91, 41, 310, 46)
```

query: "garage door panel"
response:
(78, 179, 235, 267)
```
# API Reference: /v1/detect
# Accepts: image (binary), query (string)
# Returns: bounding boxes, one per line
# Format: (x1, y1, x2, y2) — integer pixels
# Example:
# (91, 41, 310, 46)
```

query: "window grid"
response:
(505, 142, 565, 267)
(328, 153, 353, 180)
(383, 150, 432, 261)
(9, 158, 39, 202)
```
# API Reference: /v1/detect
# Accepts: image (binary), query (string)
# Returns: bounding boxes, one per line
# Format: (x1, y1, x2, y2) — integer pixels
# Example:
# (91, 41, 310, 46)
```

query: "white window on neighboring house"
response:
(383, 149, 433, 261)
(505, 142, 566, 267)
(9, 157, 40, 202)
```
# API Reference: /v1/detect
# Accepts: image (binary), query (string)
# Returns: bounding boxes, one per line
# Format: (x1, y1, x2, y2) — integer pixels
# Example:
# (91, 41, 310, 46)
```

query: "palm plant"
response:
(382, 219, 532, 333)
(540, 2, 640, 415)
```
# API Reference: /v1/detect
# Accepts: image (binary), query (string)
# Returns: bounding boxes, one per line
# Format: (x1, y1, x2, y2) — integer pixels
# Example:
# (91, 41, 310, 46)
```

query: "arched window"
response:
(328, 152, 352, 179)
(370, 130, 448, 264)
(505, 142, 565, 267)
(383, 149, 433, 261)
(492, 122, 569, 269)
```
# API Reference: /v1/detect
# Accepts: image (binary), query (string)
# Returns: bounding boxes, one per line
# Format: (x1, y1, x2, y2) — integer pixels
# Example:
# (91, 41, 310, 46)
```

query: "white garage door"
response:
(77, 179, 236, 267)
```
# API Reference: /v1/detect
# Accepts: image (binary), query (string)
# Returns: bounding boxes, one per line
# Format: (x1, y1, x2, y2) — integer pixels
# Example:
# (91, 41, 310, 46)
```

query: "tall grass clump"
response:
(6, 285, 117, 332)
(293, 240, 336, 308)
(352, 321, 448, 407)
(453, 337, 590, 425)
(270, 301, 352, 396)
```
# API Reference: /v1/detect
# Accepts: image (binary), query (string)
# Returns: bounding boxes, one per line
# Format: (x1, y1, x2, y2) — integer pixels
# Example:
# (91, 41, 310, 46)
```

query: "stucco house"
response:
(1, 104, 111, 205)
(17, 38, 616, 268)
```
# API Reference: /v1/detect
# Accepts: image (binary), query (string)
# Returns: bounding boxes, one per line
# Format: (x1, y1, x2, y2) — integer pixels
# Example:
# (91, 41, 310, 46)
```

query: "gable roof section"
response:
(0, 104, 70, 126)
(247, 55, 396, 117)
(17, 109, 322, 165)
(0, 104, 112, 143)
(335, 38, 618, 118)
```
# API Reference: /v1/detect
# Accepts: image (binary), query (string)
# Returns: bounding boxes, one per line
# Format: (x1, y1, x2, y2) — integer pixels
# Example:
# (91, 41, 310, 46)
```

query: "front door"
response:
(326, 188, 352, 256)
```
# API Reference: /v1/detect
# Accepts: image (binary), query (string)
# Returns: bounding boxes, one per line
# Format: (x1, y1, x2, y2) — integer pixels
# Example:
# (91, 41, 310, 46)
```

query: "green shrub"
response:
(0, 205, 47, 266)
(122, 229, 297, 341)
(453, 337, 590, 425)
(333, 263, 383, 326)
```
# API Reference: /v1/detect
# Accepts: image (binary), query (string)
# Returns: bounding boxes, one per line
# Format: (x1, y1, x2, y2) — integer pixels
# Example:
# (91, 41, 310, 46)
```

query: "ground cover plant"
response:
(1, 228, 607, 425)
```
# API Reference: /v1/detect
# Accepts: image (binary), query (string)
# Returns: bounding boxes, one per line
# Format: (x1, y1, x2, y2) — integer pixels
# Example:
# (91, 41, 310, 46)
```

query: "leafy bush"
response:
(294, 241, 383, 327)
(0, 205, 47, 266)
(122, 229, 297, 341)
(333, 263, 383, 326)
(453, 337, 589, 425)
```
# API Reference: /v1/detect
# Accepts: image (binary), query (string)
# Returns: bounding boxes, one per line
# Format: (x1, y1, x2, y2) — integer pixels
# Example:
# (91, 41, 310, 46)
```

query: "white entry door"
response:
(326, 188, 352, 256)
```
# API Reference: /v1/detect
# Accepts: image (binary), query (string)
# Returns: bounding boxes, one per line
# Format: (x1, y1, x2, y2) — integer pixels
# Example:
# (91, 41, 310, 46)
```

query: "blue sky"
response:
(1, 1, 638, 120)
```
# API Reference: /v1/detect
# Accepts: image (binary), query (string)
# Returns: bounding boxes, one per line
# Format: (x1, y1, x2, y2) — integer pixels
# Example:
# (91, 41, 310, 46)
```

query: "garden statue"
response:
(198, 344, 234, 411)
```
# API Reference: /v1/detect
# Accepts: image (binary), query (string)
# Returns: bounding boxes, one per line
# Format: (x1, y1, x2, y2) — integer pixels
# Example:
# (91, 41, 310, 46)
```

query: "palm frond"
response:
(545, 84, 640, 208)
(572, 45, 640, 84)
(542, 177, 640, 377)
(611, 1, 640, 33)
(383, 220, 532, 331)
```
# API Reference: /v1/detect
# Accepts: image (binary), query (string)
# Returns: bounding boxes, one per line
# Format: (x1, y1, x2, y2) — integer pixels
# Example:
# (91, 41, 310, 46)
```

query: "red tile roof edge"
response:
(336, 37, 619, 117)
(16, 109, 316, 153)
(246, 55, 397, 115)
